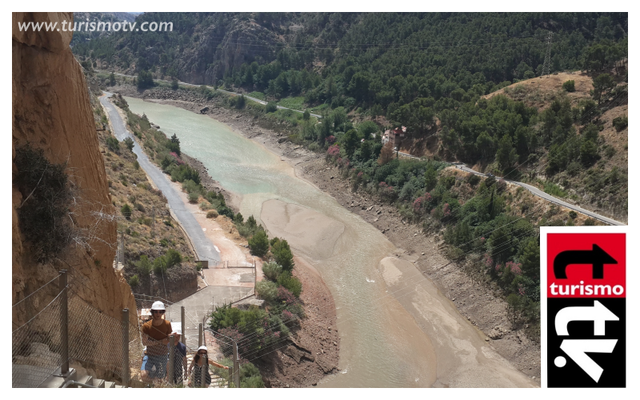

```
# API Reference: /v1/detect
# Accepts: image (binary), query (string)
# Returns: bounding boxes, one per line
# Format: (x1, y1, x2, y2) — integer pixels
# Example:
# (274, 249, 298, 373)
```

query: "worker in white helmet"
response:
(141, 301, 172, 382)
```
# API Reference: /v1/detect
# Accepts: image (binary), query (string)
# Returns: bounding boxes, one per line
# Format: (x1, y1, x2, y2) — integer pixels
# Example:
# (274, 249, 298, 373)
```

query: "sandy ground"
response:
(166, 179, 262, 287)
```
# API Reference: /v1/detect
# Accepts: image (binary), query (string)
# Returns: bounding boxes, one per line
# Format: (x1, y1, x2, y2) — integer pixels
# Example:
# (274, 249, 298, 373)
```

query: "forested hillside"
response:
(75, 12, 628, 340)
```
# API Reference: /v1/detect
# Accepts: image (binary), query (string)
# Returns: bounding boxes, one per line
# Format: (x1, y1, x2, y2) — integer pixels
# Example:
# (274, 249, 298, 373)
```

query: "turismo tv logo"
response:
(546, 232, 625, 387)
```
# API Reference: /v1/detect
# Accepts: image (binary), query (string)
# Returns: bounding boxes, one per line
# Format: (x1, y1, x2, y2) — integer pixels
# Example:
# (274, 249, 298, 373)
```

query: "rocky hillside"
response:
(12, 12, 136, 329)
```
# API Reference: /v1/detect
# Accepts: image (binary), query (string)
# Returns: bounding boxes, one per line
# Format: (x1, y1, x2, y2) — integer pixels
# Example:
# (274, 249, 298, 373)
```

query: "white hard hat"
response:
(151, 301, 165, 311)
(197, 346, 207, 352)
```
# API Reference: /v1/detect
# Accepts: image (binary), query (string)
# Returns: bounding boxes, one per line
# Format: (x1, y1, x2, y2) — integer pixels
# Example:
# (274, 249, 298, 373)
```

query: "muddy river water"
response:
(125, 97, 535, 388)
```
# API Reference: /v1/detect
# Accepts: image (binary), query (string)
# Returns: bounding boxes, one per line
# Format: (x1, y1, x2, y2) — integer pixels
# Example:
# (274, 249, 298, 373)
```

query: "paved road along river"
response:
(100, 93, 221, 265)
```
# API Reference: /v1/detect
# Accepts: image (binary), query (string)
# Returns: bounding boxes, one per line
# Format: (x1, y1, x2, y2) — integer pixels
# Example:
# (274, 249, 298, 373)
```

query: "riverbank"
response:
(116, 88, 540, 385)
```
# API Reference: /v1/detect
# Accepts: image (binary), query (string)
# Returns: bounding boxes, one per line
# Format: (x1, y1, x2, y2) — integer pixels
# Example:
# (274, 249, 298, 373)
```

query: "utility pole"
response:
(233, 341, 240, 388)
(542, 31, 553, 76)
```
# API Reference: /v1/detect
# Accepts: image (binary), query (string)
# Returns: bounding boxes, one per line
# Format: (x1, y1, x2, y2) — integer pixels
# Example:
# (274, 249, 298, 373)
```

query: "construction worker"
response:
(141, 301, 172, 382)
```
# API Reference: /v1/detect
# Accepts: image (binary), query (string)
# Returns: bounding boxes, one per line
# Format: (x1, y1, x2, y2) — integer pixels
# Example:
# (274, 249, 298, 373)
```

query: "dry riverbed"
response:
(116, 90, 540, 386)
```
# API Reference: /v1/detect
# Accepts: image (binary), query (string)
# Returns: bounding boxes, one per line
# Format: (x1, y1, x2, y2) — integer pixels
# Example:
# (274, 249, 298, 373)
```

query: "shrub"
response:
(199, 202, 211, 211)
(262, 262, 283, 281)
(153, 256, 167, 274)
(123, 137, 135, 151)
(255, 280, 279, 303)
(612, 116, 628, 132)
(135, 255, 152, 275)
(121, 204, 132, 219)
(248, 230, 269, 257)
(562, 80, 575, 92)
(265, 102, 277, 113)
(206, 210, 219, 218)
(271, 238, 294, 271)
(128, 275, 139, 287)
(106, 136, 120, 153)
(165, 249, 182, 268)
(188, 192, 199, 203)
(14, 146, 73, 262)
(277, 271, 302, 297)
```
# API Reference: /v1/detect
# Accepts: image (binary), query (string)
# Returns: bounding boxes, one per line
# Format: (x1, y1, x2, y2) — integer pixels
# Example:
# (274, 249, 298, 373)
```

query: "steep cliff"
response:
(12, 12, 136, 326)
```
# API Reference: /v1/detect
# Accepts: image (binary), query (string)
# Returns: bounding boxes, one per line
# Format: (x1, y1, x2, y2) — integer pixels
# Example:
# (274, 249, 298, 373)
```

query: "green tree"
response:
(424, 163, 438, 191)
(109, 72, 116, 86)
(236, 94, 246, 109)
(171, 77, 179, 90)
(265, 102, 277, 113)
(271, 238, 294, 271)
(342, 129, 359, 159)
(167, 134, 181, 156)
(106, 136, 120, 153)
(121, 204, 132, 219)
(302, 109, 310, 120)
(519, 237, 540, 280)
(591, 73, 616, 105)
(495, 134, 518, 173)
(123, 137, 135, 152)
(248, 230, 269, 257)
(562, 80, 575, 92)
(137, 70, 154, 90)
(135, 255, 153, 275)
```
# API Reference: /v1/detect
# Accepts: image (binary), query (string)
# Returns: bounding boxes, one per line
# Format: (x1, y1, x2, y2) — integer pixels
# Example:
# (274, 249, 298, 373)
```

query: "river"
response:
(125, 97, 536, 388)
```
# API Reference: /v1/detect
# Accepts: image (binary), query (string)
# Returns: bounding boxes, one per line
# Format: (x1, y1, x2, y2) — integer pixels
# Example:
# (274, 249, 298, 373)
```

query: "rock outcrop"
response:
(12, 12, 136, 327)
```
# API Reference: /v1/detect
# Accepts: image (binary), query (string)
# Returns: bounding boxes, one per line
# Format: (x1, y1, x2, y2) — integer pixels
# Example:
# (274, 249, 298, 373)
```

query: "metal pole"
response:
(121, 308, 130, 387)
(233, 341, 240, 389)
(200, 354, 207, 388)
(198, 323, 203, 348)
(59, 270, 69, 376)
(168, 334, 175, 385)
(181, 306, 186, 345)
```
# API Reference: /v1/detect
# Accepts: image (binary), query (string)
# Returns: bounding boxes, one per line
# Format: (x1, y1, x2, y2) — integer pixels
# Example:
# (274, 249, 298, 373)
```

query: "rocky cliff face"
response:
(12, 12, 136, 325)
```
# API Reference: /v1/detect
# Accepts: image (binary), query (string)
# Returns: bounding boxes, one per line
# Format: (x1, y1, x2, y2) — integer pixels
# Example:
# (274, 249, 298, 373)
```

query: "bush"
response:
(262, 262, 283, 281)
(613, 116, 628, 132)
(277, 271, 302, 297)
(248, 230, 269, 257)
(236, 95, 246, 109)
(562, 80, 575, 92)
(14, 146, 73, 262)
(121, 204, 132, 219)
(265, 102, 277, 113)
(106, 136, 120, 153)
(153, 258, 166, 274)
(123, 137, 135, 151)
(135, 255, 152, 275)
(271, 238, 294, 271)
(128, 275, 139, 287)
(255, 280, 279, 303)
(206, 210, 219, 218)
(165, 249, 182, 268)
(188, 192, 199, 203)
